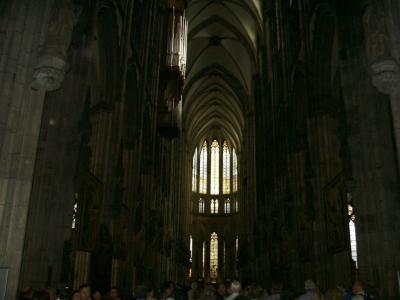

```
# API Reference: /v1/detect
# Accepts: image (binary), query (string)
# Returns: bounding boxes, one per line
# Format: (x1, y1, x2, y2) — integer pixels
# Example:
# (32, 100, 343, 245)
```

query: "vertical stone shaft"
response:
(0, 1, 55, 298)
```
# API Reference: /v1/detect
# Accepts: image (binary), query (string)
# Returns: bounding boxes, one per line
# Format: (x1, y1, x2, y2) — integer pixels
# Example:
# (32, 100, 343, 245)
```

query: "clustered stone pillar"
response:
(362, 2, 400, 297)
(218, 236, 225, 280)
(73, 251, 91, 290)
(0, 1, 81, 298)
(205, 241, 211, 281)
(32, 0, 82, 92)
(192, 239, 202, 280)
(364, 4, 400, 167)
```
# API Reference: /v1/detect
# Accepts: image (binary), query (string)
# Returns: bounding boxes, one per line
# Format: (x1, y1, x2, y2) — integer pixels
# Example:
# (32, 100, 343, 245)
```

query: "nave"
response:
(1, 0, 400, 299)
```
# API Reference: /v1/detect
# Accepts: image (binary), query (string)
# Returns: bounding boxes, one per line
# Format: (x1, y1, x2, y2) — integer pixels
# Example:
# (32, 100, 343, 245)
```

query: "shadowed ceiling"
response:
(183, 0, 262, 150)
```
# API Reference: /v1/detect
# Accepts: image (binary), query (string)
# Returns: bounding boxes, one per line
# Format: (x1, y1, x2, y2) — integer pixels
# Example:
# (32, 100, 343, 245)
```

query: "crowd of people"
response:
(18, 279, 374, 300)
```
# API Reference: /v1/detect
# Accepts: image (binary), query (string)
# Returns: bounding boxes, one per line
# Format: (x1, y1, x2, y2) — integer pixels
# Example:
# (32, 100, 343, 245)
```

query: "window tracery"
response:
(192, 139, 239, 214)
(199, 198, 205, 213)
(199, 141, 208, 194)
(233, 148, 238, 192)
(192, 148, 198, 192)
(210, 140, 220, 195)
(224, 198, 231, 213)
(223, 141, 231, 194)
(211, 199, 219, 214)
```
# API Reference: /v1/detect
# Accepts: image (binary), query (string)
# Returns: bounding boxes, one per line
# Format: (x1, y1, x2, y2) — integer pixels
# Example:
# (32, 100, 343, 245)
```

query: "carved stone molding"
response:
(32, 0, 82, 91)
(98, 0, 114, 10)
(362, 3, 400, 95)
(370, 58, 400, 95)
(363, 4, 392, 64)
(32, 54, 67, 91)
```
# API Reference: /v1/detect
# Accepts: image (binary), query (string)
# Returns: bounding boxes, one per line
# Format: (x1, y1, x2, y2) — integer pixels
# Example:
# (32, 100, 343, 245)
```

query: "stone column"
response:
(0, 1, 52, 299)
(73, 251, 91, 290)
(0, 1, 81, 298)
(205, 241, 210, 281)
(217, 237, 224, 280)
(32, 0, 82, 92)
(111, 258, 122, 287)
(362, 3, 400, 297)
(230, 240, 237, 279)
(363, 2, 400, 167)
(0, 84, 46, 298)
(369, 59, 400, 165)
(192, 240, 201, 280)
(369, 60, 400, 298)
(223, 242, 231, 279)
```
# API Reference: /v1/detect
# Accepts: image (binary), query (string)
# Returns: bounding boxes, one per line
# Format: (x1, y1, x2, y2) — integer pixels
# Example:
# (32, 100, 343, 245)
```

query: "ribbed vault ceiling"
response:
(183, 0, 262, 150)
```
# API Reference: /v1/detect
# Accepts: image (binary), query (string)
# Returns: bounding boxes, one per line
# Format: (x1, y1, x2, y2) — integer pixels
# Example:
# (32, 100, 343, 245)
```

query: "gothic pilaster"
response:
(362, 3, 400, 297)
(0, 1, 60, 298)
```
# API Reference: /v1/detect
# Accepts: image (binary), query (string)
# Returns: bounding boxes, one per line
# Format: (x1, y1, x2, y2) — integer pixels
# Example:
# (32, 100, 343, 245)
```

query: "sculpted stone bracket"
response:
(370, 58, 400, 95)
(363, 3, 400, 95)
(363, 2, 400, 194)
(32, 0, 82, 91)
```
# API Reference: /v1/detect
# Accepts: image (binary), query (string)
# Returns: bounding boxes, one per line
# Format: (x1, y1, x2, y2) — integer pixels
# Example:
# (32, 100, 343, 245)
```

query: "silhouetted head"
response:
(79, 284, 91, 300)
(110, 286, 121, 300)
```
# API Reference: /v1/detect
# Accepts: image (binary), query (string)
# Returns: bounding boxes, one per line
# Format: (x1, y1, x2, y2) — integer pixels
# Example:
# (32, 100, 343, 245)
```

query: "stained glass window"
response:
(211, 199, 219, 214)
(348, 193, 358, 268)
(210, 140, 220, 195)
(199, 198, 205, 213)
(232, 148, 238, 192)
(192, 148, 198, 192)
(199, 141, 208, 194)
(194, 140, 237, 199)
(210, 232, 218, 281)
(224, 198, 231, 213)
(223, 141, 231, 194)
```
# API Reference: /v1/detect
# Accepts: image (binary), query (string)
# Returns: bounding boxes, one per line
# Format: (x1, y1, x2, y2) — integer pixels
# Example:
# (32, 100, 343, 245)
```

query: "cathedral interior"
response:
(1, 0, 400, 299)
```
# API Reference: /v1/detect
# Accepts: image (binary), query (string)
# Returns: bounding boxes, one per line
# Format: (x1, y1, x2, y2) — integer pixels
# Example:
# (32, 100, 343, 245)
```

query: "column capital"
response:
(32, 0, 82, 91)
(370, 58, 400, 95)
(362, 2, 400, 95)
(32, 55, 67, 91)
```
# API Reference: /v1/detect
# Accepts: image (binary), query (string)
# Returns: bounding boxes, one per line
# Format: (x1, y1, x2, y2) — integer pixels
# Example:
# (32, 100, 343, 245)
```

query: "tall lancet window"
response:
(210, 232, 218, 282)
(348, 193, 358, 268)
(211, 199, 219, 214)
(211, 140, 220, 195)
(232, 148, 238, 192)
(192, 148, 198, 192)
(202, 241, 206, 278)
(223, 141, 231, 194)
(199, 141, 208, 194)
(224, 199, 231, 214)
(199, 198, 205, 213)
(71, 193, 78, 229)
(189, 235, 193, 278)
